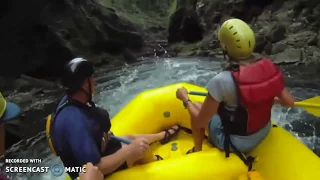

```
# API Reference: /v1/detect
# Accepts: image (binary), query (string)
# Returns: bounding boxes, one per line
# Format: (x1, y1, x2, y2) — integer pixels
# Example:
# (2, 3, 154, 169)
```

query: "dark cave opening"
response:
(168, 8, 204, 44)
(181, 15, 204, 43)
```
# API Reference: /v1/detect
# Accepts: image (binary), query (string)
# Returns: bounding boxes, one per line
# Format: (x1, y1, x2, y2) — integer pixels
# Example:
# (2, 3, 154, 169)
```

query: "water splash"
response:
(3, 57, 319, 180)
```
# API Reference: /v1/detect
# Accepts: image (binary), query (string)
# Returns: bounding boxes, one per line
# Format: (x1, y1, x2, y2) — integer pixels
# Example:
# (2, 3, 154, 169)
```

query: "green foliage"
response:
(100, 0, 179, 27)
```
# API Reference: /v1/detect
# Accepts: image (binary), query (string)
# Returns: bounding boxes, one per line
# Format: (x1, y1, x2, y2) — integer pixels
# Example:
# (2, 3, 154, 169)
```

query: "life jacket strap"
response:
(46, 98, 90, 156)
(223, 124, 278, 171)
(223, 132, 255, 171)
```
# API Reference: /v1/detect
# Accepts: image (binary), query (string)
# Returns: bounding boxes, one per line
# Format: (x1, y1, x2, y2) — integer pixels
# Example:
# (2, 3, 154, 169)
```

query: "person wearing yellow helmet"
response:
(218, 18, 256, 61)
(176, 18, 295, 167)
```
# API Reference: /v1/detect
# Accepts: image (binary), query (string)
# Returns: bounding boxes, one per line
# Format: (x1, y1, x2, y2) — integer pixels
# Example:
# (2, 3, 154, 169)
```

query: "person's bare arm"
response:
(189, 94, 219, 129)
(185, 94, 219, 151)
(274, 88, 295, 107)
(95, 147, 131, 175)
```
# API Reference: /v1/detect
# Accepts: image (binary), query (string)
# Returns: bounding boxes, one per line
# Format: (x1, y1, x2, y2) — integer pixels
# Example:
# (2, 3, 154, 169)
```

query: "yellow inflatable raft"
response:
(73, 83, 320, 180)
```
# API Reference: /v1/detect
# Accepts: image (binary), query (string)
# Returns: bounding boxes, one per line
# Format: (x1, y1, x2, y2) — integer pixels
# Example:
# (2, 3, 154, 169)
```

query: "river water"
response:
(2, 57, 320, 180)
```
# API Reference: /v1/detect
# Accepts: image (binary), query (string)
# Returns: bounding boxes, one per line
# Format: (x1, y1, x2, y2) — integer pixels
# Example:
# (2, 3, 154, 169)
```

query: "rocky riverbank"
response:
(168, 0, 320, 65)
(0, 0, 176, 143)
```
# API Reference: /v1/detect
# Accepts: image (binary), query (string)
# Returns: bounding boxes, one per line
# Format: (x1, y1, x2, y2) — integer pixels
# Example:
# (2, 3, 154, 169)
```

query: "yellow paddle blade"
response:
(295, 96, 320, 117)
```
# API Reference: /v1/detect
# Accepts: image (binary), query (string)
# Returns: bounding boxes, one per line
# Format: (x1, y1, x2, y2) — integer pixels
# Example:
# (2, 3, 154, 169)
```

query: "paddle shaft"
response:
(110, 135, 131, 145)
(110, 135, 156, 162)
(189, 91, 320, 108)
(189, 91, 207, 96)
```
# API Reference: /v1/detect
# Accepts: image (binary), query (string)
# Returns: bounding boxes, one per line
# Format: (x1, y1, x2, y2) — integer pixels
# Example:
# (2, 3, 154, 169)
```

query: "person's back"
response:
(46, 58, 113, 179)
(206, 19, 293, 154)
(52, 95, 107, 178)
(206, 57, 282, 152)
(47, 58, 181, 179)
(175, 18, 295, 167)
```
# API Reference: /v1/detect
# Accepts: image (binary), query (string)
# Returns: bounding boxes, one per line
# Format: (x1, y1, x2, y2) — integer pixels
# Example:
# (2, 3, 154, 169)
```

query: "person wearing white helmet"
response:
(46, 58, 180, 179)
(176, 18, 295, 167)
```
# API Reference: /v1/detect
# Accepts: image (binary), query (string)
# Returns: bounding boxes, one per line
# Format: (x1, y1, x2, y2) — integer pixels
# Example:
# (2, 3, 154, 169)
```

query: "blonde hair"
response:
(223, 53, 262, 70)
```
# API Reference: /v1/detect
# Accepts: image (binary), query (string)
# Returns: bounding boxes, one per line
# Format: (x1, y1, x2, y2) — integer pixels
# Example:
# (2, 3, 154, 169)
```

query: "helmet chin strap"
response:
(79, 78, 96, 107)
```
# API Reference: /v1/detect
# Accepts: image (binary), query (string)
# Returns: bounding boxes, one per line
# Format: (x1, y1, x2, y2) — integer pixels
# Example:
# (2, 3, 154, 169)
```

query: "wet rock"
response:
(313, 51, 320, 57)
(12, 79, 33, 92)
(290, 120, 315, 137)
(273, 10, 292, 27)
(287, 22, 304, 33)
(266, 23, 287, 43)
(282, 31, 317, 49)
(307, 34, 318, 46)
(6, 92, 33, 106)
(170, 0, 320, 65)
(270, 49, 305, 64)
(294, 41, 307, 49)
(263, 42, 273, 55)
(271, 43, 288, 54)
(306, 46, 319, 56)
(254, 34, 268, 53)
(311, 50, 320, 61)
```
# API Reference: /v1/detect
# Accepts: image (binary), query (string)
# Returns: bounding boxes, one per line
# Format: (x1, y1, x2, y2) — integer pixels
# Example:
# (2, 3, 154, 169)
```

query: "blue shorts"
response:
(208, 115, 271, 153)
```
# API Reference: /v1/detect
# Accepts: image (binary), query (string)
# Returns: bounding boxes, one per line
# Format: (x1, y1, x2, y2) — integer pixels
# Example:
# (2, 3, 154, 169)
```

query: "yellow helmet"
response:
(218, 18, 255, 59)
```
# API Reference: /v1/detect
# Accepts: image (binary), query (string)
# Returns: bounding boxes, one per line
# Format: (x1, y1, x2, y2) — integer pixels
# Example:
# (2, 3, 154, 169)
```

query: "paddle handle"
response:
(110, 135, 132, 145)
(189, 91, 207, 96)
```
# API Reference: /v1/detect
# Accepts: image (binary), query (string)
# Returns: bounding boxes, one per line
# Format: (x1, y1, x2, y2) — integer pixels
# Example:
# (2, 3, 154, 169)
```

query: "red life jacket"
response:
(217, 58, 284, 135)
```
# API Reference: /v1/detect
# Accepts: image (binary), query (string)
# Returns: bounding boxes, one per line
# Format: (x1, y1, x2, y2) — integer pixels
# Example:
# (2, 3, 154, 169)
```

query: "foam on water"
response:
(3, 57, 319, 180)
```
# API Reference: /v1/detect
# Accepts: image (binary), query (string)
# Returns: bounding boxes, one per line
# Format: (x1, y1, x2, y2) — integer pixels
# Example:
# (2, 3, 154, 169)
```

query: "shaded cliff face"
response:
(2, 0, 320, 79)
(0, 0, 180, 141)
(0, 0, 145, 78)
(169, 0, 320, 65)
